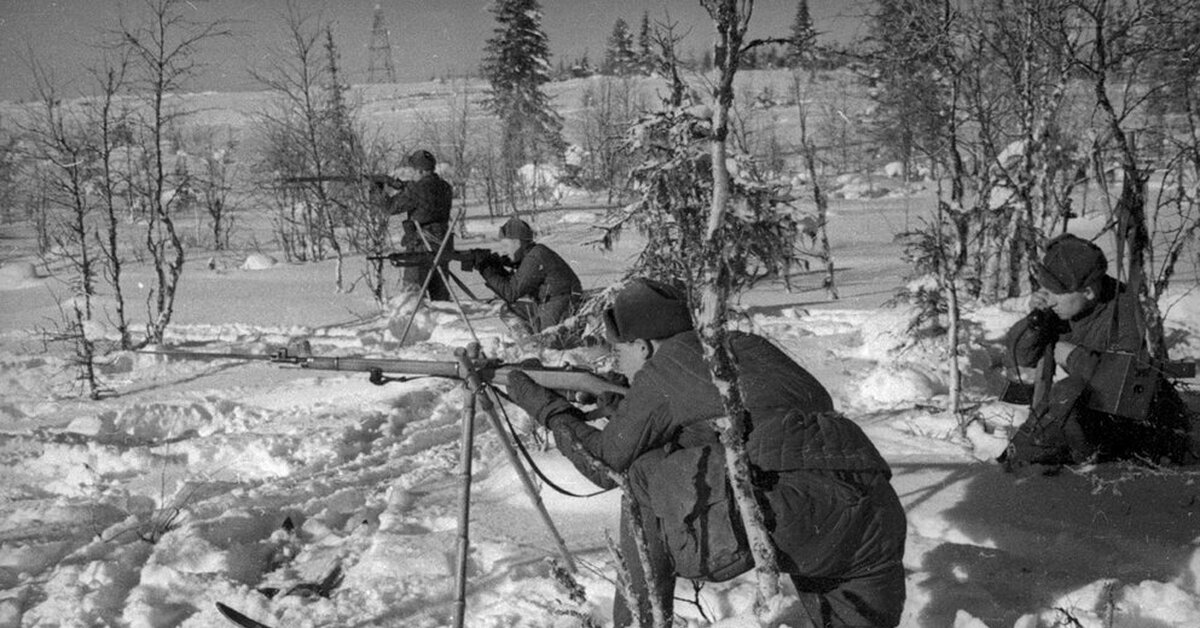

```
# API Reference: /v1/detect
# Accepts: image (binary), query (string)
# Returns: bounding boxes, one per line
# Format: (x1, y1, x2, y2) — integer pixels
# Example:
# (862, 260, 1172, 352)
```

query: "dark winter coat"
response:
(388, 172, 453, 244)
(532, 331, 907, 591)
(387, 173, 454, 300)
(480, 242, 582, 331)
(1005, 276, 1191, 463)
(1008, 276, 1144, 406)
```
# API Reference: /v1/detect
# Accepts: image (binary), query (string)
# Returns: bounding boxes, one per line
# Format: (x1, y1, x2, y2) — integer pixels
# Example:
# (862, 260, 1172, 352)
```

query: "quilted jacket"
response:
(480, 242, 581, 330)
(537, 331, 907, 582)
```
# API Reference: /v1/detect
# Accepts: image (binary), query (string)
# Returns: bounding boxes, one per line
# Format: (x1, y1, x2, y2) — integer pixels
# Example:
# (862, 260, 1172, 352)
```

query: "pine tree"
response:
(604, 18, 637, 75)
(481, 0, 564, 171)
(867, 0, 948, 180)
(637, 11, 653, 75)
(789, 0, 816, 68)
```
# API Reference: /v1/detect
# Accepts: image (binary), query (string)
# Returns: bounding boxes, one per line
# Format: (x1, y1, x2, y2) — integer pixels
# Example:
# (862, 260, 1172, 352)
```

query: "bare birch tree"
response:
(117, 0, 231, 344)
(22, 62, 104, 398)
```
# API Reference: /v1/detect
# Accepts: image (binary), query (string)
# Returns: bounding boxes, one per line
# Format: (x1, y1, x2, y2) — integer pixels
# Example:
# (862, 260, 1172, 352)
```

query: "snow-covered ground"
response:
(3, 196, 1200, 628)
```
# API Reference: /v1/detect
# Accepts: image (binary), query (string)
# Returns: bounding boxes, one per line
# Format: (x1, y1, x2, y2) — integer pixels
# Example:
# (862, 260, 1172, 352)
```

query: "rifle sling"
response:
(490, 386, 610, 499)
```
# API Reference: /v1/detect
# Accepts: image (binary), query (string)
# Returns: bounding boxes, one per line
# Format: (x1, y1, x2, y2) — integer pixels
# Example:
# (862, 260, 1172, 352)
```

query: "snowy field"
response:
(4, 183, 1200, 628)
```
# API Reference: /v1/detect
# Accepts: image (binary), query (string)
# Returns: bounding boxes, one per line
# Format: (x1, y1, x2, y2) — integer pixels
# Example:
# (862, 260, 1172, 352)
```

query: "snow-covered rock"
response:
(0, 261, 43, 290)
(240, 253, 278, 270)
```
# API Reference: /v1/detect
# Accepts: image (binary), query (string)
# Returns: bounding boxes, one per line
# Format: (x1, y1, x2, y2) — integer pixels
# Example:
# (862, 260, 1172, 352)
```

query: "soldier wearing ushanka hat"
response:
(387, 149, 454, 301)
(505, 277, 908, 627)
(1001, 233, 1194, 469)
(474, 217, 582, 334)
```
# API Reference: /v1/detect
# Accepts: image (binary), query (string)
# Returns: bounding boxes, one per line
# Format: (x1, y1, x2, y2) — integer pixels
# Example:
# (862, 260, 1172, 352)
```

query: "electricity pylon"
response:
(367, 4, 397, 84)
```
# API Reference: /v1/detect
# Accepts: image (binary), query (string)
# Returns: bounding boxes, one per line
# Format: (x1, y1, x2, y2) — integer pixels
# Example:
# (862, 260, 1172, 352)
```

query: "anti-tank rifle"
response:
(367, 249, 515, 274)
(155, 342, 609, 608)
(143, 347, 626, 398)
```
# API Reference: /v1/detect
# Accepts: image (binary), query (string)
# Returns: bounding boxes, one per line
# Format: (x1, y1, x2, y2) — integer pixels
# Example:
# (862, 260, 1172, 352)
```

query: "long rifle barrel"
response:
(144, 348, 627, 397)
(367, 249, 513, 273)
(279, 174, 406, 189)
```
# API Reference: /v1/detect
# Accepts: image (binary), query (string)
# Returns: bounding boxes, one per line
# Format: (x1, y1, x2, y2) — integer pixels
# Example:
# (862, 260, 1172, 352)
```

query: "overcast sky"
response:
(0, 0, 871, 103)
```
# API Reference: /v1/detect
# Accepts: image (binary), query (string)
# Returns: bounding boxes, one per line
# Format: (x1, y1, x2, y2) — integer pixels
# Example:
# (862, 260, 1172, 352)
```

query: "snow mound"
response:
(240, 253, 278, 270)
(557, 211, 599, 225)
(852, 364, 945, 410)
(0, 262, 43, 290)
(385, 292, 435, 345)
(1044, 575, 1200, 627)
(831, 174, 891, 200)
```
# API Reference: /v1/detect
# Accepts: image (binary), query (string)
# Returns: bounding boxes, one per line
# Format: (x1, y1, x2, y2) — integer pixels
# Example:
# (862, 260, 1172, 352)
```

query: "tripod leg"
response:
(453, 388, 477, 628)
(477, 388, 577, 572)
(397, 220, 483, 345)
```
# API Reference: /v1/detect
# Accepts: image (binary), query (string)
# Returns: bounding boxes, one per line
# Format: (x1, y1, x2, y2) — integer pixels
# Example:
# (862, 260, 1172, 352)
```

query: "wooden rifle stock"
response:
(143, 348, 627, 397)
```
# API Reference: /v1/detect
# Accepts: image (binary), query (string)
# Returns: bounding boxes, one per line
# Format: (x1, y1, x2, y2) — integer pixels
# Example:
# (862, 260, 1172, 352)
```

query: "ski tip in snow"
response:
(216, 602, 276, 628)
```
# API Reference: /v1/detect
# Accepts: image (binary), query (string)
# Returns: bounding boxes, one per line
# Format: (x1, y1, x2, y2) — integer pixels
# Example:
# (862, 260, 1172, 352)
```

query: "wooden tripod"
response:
(451, 343, 577, 628)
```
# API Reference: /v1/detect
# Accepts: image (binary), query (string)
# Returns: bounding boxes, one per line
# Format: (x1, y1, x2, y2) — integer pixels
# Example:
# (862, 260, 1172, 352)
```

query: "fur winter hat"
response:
(603, 278, 694, 343)
(407, 149, 436, 172)
(499, 217, 534, 241)
(1036, 233, 1108, 294)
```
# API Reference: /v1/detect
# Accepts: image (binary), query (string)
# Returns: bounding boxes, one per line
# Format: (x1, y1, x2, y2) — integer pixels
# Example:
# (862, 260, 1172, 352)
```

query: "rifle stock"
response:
(144, 348, 626, 398)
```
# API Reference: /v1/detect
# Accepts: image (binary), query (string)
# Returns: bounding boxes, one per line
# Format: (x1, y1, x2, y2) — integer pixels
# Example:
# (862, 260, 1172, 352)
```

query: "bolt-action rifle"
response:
(280, 173, 407, 190)
(143, 347, 627, 398)
(368, 249, 515, 274)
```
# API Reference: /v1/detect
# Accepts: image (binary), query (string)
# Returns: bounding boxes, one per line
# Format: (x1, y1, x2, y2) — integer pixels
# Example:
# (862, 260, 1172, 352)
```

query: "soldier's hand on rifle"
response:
(569, 370, 626, 417)
(593, 372, 628, 415)
(506, 370, 572, 427)
(590, 391, 624, 419)
(476, 251, 508, 276)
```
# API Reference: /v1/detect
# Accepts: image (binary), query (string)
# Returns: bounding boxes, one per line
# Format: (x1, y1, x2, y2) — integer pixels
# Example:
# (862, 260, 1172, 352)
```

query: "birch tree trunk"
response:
(697, 0, 782, 616)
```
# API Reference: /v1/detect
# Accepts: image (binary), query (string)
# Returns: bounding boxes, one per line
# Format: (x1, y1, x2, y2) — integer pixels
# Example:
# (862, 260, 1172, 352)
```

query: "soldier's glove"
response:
(476, 252, 506, 275)
(573, 371, 628, 417)
(601, 370, 629, 388)
(506, 370, 573, 427)
(1024, 307, 1067, 344)
(591, 391, 624, 418)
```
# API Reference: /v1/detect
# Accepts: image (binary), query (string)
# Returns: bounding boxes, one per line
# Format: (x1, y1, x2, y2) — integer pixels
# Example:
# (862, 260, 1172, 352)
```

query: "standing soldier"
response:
(476, 217, 583, 334)
(505, 278, 907, 627)
(388, 149, 454, 301)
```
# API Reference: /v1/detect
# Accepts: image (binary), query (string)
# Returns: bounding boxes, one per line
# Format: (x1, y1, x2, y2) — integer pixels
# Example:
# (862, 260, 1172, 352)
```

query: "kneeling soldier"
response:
(1001, 233, 1193, 469)
(477, 217, 582, 333)
(506, 278, 907, 627)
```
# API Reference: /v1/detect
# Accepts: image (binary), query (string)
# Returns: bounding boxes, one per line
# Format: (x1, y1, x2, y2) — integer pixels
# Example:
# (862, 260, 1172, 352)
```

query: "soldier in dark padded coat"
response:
(1000, 233, 1192, 469)
(477, 217, 582, 333)
(387, 149, 454, 301)
(506, 278, 907, 627)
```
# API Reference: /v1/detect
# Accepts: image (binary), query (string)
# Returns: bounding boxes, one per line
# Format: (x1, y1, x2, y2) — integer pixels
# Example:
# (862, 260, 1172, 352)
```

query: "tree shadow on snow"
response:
(892, 460, 1200, 627)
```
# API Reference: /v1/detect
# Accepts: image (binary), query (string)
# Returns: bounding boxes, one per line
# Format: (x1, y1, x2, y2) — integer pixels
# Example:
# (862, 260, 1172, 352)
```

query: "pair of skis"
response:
(215, 563, 343, 628)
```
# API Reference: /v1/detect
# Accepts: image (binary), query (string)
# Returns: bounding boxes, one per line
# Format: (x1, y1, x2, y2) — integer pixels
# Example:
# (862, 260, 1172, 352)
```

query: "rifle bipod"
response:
(450, 343, 576, 628)
(392, 218, 484, 346)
